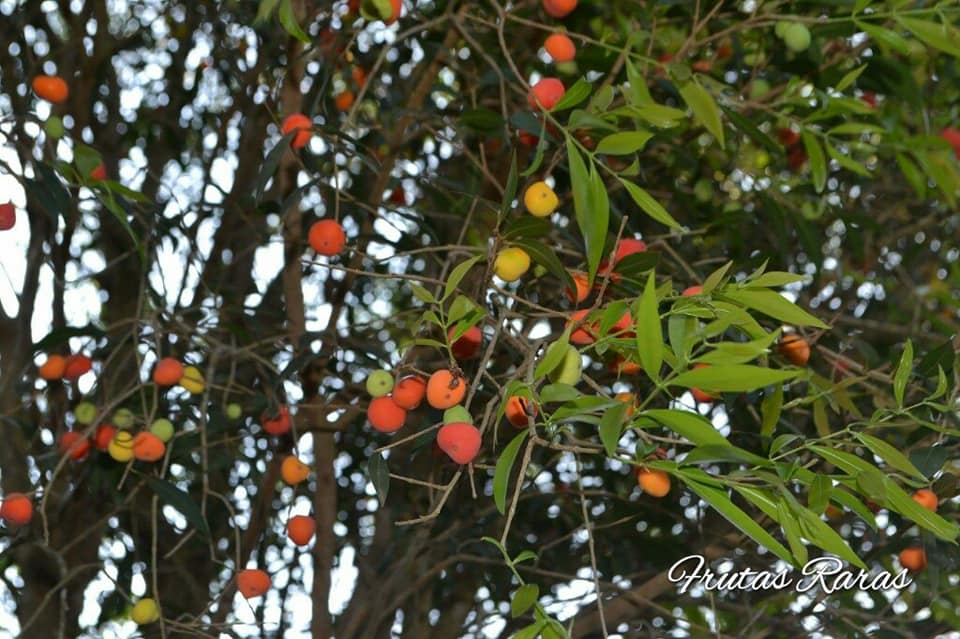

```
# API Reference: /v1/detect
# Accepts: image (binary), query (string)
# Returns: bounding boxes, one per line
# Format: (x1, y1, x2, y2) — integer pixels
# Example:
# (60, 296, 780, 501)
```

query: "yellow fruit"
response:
(523, 181, 559, 218)
(108, 431, 134, 462)
(131, 598, 160, 625)
(493, 247, 531, 282)
(179, 366, 205, 394)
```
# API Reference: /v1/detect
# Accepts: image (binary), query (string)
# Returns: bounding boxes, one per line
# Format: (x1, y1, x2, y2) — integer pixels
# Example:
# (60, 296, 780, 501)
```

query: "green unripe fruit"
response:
(749, 79, 771, 100)
(693, 178, 713, 203)
(44, 115, 65, 139)
(74, 401, 97, 425)
(150, 418, 175, 443)
(366, 369, 394, 398)
(226, 403, 242, 420)
(113, 408, 135, 429)
(548, 345, 583, 385)
(555, 61, 578, 76)
(774, 21, 790, 39)
(443, 405, 473, 424)
(783, 24, 811, 53)
(754, 150, 771, 170)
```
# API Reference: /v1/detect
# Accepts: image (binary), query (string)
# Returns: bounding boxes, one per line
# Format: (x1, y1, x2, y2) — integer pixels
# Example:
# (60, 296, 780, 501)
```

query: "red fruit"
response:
(682, 285, 703, 297)
(0, 202, 15, 231)
(132, 432, 166, 462)
(286, 515, 316, 546)
(518, 130, 538, 147)
(392, 376, 426, 410)
(544, 33, 576, 63)
(911, 489, 938, 512)
(527, 78, 566, 111)
(612, 238, 647, 264)
(384, 0, 402, 24)
(448, 325, 482, 360)
(787, 148, 807, 170)
(436, 422, 481, 464)
(568, 309, 597, 345)
(32, 75, 69, 103)
(778, 128, 800, 147)
(899, 547, 927, 572)
(308, 219, 346, 257)
(59, 431, 90, 460)
(153, 357, 184, 386)
(0, 493, 33, 526)
(236, 569, 271, 599)
(861, 91, 876, 108)
(261, 405, 291, 435)
(716, 45, 733, 59)
(941, 127, 960, 160)
(565, 271, 590, 304)
(89, 163, 107, 181)
(691, 60, 713, 73)
(94, 424, 117, 451)
(63, 355, 93, 381)
(367, 396, 407, 433)
(505, 395, 536, 428)
(609, 311, 633, 337)
(282, 113, 313, 149)
(543, 0, 577, 18)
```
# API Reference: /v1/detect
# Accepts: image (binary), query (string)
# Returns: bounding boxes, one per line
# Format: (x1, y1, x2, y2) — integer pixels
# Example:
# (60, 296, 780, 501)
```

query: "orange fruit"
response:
(437, 422, 481, 464)
(308, 219, 346, 257)
(609, 356, 642, 376)
(367, 396, 407, 433)
(392, 375, 426, 409)
(39, 354, 67, 380)
(682, 285, 703, 297)
(261, 405, 291, 436)
(384, 0, 402, 24)
(426, 369, 467, 410)
(153, 357, 184, 386)
(334, 91, 355, 112)
(780, 334, 810, 366)
(505, 395, 536, 428)
(236, 569, 271, 599)
(565, 271, 590, 304)
(637, 468, 670, 497)
(59, 431, 90, 460)
(544, 33, 576, 63)
(32, 75, 69, 103)
(527, 78, 565, 110)
(281, 113, 313, 149)
(0, 493, 33, 526)
(941, 127, 960, 160)
(94, 424, 117, 451)
(281, 456, 310, 485)
(63, 354, 93, 381)
(614, 392, 636, 417)
(287, 515, 316, 545)
(448, 325, 482, 360)
(568, 309, 597, 345)
(911, 489, 938, 512)
(543, 0, 577, 18)
(132, 432, 166, 462)
(898, 547, 927, 572)
(351, 66, 367, 88)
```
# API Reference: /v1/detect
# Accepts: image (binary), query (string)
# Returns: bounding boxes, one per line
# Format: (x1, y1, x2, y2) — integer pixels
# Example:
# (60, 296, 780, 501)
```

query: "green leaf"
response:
(678, 80, 725, 147)
(511, 583, 539, 618)
(278, 0, 310, 43)
(552, 78, 592, 112)
(598, 401, 627, 457)
(443, 255, 483, 301)
(33, 324, 107, 351)
(513, 621, 548, 639)
(634, 271, 663, 382)
(792, 501, 867, 569)
(808, 474, 831, 513)
(896, 17, 960, 58)
(694, 332, 779, 366)
(255, 0, 282, 23)
(719, 105, 780, 155)
(892, 339, 913, 407)
(855, 432, 925, 481)
(643, 409, 729, 447)
(701, 261, 732, 294)
(825, 140, 871, 177)
(459, 108, 504, 134)
(513, 550, 538, 565)
(835, 64, 867, 92)
(723, 288, 828, 329)
(535, 335, 571, 381)
(856, 21, 911, 54)
(255, 137, 293, 202)
(801, 131, 827, 193)
(620, 179, 682, 229)
(747, 272, 808, 288)
(777, 501, 809, 566)
(910, 447, 949, 479)
(619, 103, 687, 128)
(681, 444, 771, 467)
(883, 476, 959, 541)
(566, 138, 605, 283)
(145, 476, 209, 536)
(501, 151, 518, 219)
(595, 131, 654, 155)
(367, 452, 390, 506)
(671, 365, 800, 393)
(410, 283, 435, 304)
(502, 216, 552, 241)
(494, 431, 528, 514)
(513, 239, 576, 294)
(539, 383, 582, 404)
(760, 384, 784, 439)
(896, 152, 927, 199)
(625, 59, 652, 105)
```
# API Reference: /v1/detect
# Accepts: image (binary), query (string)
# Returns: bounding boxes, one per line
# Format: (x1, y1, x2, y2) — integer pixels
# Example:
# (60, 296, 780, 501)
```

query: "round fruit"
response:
(548, 344, 582, 385)
(610, 356, 641, 376)
(568, 310, 597, 345)
(543, 0, 577, 18)
(281, 456, 311, 485)
(367, 396, 407, 433)
(131, 598, 160, 625)
(493, 247, 531, 282)
(179, 366, 205, 393)
(150, 418, 175, 443)
(287, 515, 316, 545)
(614, 392, 636, 417)
(32, 75, 69, 103)
(309, 219, 347, 257)
(774, 21, 790, 38)
(637, 468, 671, 497)
(941, 127, 960, 159)
(109, 431, 134, 462)
(0, 202, 15, 231)
(911, 489, 938, 512)
(132, 432, 166, 462)
(437, 422, 481, 464)
(94, 424, 117, 451)
(523, 181, 559, 217)
(449, 325, 482, 360)
(426, 369, 467, 410)
(366, 369, 395, 397)
(565, 271, 590, 304)
(39, 354, 67, 380)
(59, 431, 90, 460)
(898, 547, 927, 572)
(544, 33, 576, 63)
(611, 238, 647, 266)
(443, 405, 473, 424)
(749, 79, 771, 100)
(74, 401, 97, 425)
(226, 403, 243, 420)
(351, 66, 367, 88)
(237, 569, 271, 599)
(682, 285, 703, 297)
(153, 357, 184, 386)
(527, 78, 566, 111)
(0, 493, 33, 526)
(392, 376, 426, 409)
(281, 113, 313, 149)
(780, 334, 810, 366)
(334, 91, 355, 112)
(113, 408, 135, 429)
(783, 23, 811, 53)
(505, 395, 536, 428)
(63, 354, 93, 381)
(89, 164, 107, 181)
(261, 405, 292, 435)
(44, 115, 65, 139)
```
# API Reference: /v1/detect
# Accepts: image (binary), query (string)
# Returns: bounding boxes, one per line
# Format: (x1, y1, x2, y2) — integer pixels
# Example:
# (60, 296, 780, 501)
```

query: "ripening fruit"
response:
(281, 113, 313, 149)
(392, 375, 426, 409)
(74, 401, 97, 425)
(113, 408, 135, 429)
(783, 23, 811, 52)
(0, 202, 15, 231)
(941, 127, 960, 159)
(527, 78, 566, 111)
(179, 366, 205, 393)
(131, 598, 160, 625)
(261, 405, 291, 435)
(544, 33, 576, 63)
(543, 0, 577, 18)
(449, 325, 482, 360)
(824, 504, 843, 521)
(911, 489, 938, 512)
(108, 431, 135, 462)
(610, 356, 641, 376)
(493, 247, 531, 282)
(89, 163, 107, 181)
(153, 357, 184, 386)
(780, 334, 810, 366)
(0, 493, 33, 526)
(548, 344, 582, 385)
(94, 424, 117, 451)
(226, 403, 243, 420)
(565, 271, 590, 304)
(63, 354, 93, 381)
(505, 395, 536, 428)
(384, 0, 402, 24)
(287, 515, 316, 545)
(44, 115, 65, 139)
(281, 456, 311, 485)
(39, 354, 67, 380)
(437, 422, 481, 464)
(610, 238, 647, 266)
(309, 219, 346, 256)
(351, 66, 367, 88)
(149, 418, 175, 443)
(614, 392, 636, 417)
(334, 91, 355, 112)
(367, 396, 407, 433)
(237, 569, 271, 599)
(774, 21, 790, 38)
(366, 369, 395, 397)
(682, 285, 703, 297)
(898, 547, 927, 572)
(32, 75, 69, 103)
(426, 369, 467, 410)
(133, 432, 166, 462)
(523, 181, 559, 217)
(568, 309, 597, 345)
(443, 405, 473, 424)
(59, 431, 90, 460)
(637, 468, 671, 497)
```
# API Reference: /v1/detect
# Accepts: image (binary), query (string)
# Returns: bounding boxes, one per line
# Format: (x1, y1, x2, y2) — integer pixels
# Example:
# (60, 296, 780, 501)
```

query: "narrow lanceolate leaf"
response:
(493, 431, 528, 514)
(511, 583, 540, 618)
(855, 432, 925, 481)
(595, 131, 654, 155)
(278, 0, 310, 43)
(892, 339, 913, 407)
(670, 365, 800, 393)
(835, 64, 867, 92)
(146, 476, 210, 536)
(644, 409, 729, 447)
(678, 80, 725, 147)
(760, 383, 783, 439)
(552, 78, 592, 111)
(255, 0, 282, 24)
(896, 17, 960, 58)
(255, 136, 294, 202)
(620, 179, 682, 230)
(723, 288, 828, 329)
(500, 151, 518, 218)
(367, 451, 390, 506)
(443, 255, 483, 301)
(720, 105, 779, 155)
(598, 401, 627, 457)
(883, 476, 959, 541)
(792, 502, 867, 569)
(802, 131, 827, 193)
(588, 165, 611, 280)
(634, 271, 663, 381)
(566, 137, 599, 283)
